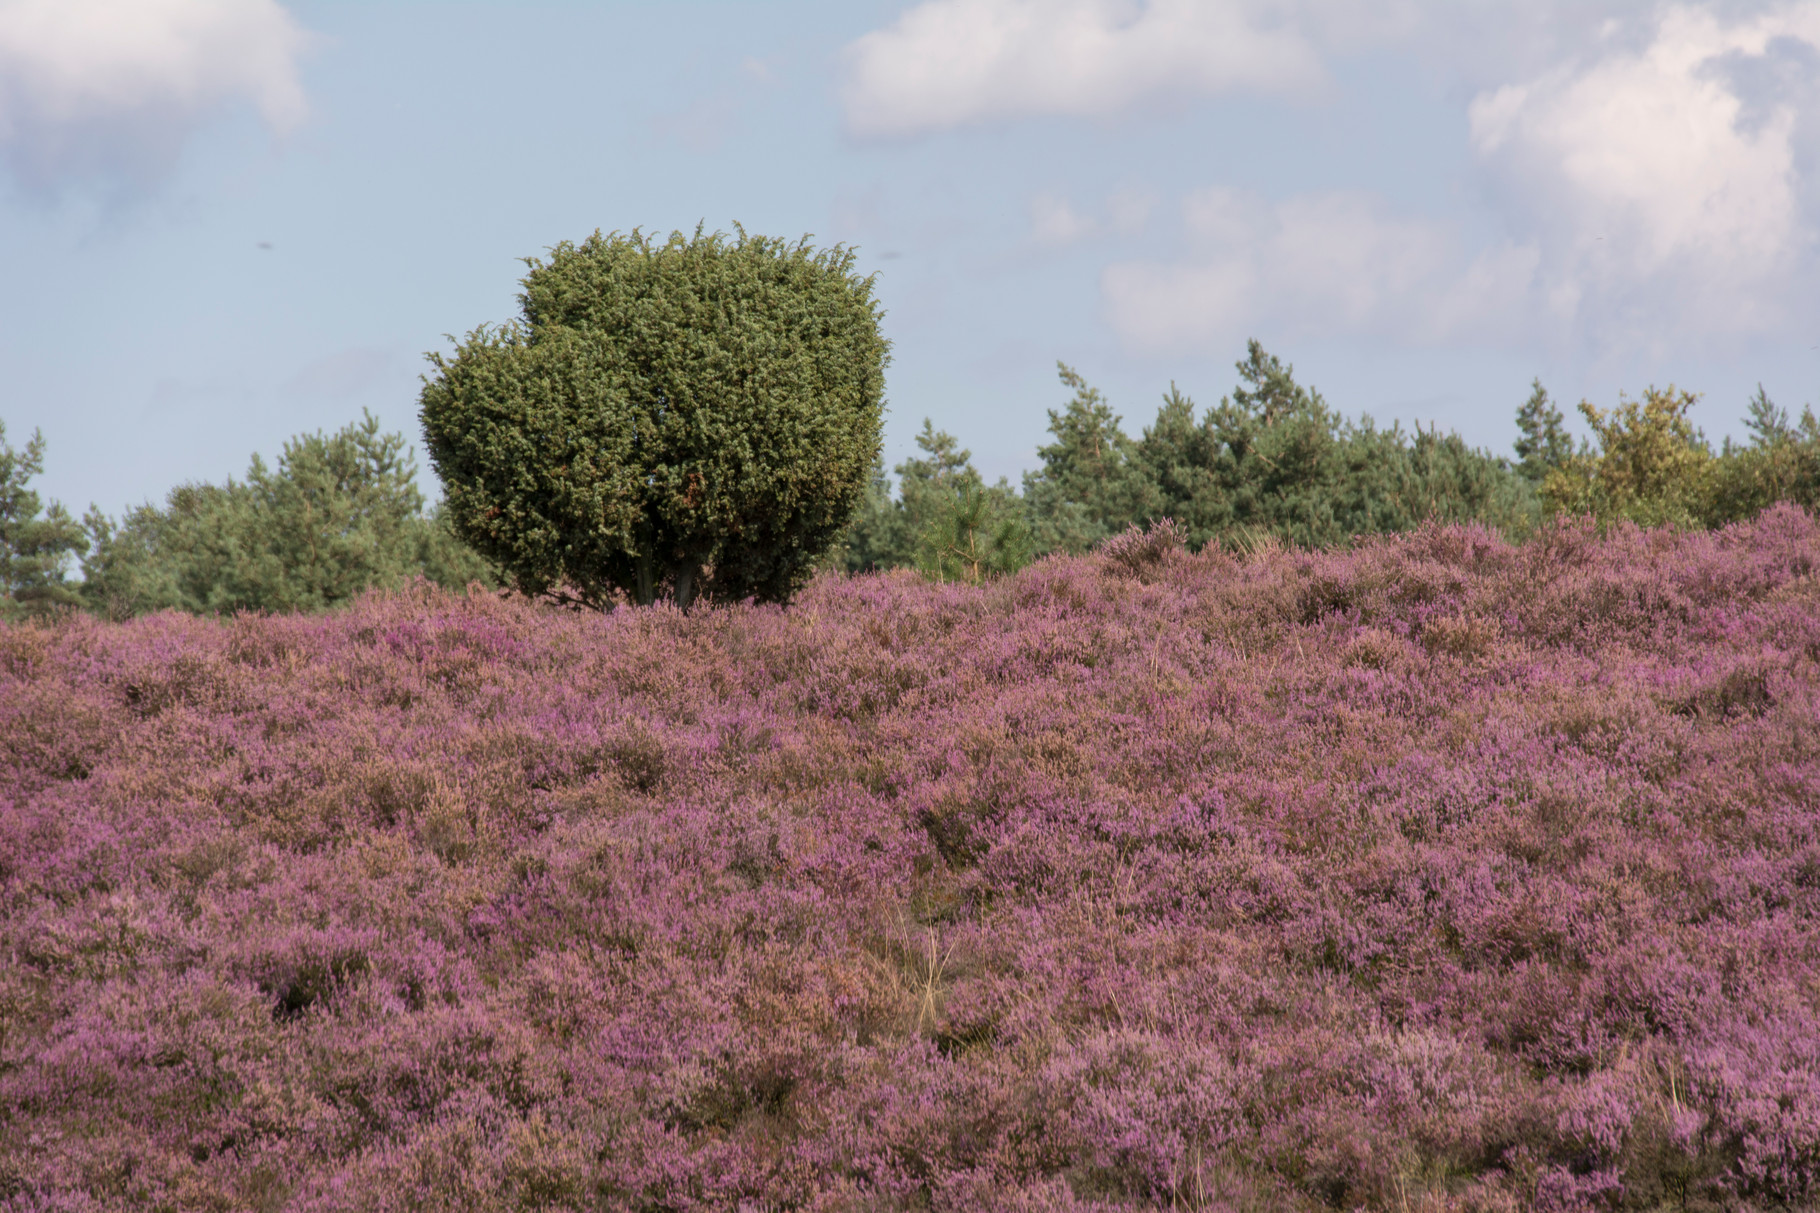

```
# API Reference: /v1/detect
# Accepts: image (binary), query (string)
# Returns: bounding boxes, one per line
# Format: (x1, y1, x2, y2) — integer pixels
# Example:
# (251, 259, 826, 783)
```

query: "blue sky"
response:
(4, 0, 1819, 519)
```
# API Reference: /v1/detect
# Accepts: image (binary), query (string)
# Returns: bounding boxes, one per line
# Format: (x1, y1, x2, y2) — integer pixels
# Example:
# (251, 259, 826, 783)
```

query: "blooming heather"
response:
(2, 507, 1818, 1211)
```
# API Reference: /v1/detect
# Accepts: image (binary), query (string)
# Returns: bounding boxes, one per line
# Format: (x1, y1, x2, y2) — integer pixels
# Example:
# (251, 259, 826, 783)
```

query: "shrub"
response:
(420, 226, 889, 610)
(1096, 515, 1188, 577)
(1542, 386, 1714, 528)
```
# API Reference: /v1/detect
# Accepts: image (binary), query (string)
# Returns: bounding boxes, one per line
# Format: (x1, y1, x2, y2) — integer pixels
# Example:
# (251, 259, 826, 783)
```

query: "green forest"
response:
(4, 339, 1817, 620)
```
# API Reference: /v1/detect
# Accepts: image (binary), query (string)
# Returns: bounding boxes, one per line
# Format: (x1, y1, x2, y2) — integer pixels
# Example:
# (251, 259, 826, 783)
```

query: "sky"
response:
(3, 0, 1819, 519)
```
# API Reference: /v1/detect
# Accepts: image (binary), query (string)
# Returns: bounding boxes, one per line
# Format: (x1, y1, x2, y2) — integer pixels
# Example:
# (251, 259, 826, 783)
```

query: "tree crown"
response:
(421, 226, 889, 609)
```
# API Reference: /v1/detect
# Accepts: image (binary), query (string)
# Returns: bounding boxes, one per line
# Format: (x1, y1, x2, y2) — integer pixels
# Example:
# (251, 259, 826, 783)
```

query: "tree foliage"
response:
(830, 347, 1820, 585)
(1141, 341, 1354, 547)
(830, 421, 1028, 582)
(81, 412, 491, 618)
(1030, 342, 1535, 553)
(420, 226, 889, 610)
(1523, 381, 1820, 532)
(824, 449, 899, 575)
(0, 421, 87, 620)
(841, 344, 1547, 580)
(1513, 378, 1576, 484)
(1541, 387, 1714, 528)
(1706, 385, 1820, 525)
(912, 484, 1031, 584)
(1021, 364, 1152, 554)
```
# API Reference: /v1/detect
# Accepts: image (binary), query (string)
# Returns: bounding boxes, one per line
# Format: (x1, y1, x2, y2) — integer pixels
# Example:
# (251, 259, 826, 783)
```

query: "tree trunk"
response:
(636, 554, 655, 606)
(672, 561, 701, 610)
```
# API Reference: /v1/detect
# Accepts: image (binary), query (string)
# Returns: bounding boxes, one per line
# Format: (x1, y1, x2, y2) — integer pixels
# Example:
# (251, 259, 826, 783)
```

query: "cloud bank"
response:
(1466, 3, 1820, 343)
(1084, 2, 1820, 353)
(842, 0, 1324, 138)
(0, 0, 311, 189)
(1103, 189, 1538, 350)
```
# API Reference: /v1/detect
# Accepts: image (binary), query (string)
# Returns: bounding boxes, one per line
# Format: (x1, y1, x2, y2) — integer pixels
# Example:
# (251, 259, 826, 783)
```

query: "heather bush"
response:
(3, 507, 1819, 1209)
(1096, 517, 1187, 577)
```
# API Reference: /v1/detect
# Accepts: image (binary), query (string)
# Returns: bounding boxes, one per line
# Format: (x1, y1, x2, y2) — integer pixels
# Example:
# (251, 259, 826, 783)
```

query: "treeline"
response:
(4, 340, 1817, 618)
(833, 341, 1820, 582)
(1, 412, 491, 622)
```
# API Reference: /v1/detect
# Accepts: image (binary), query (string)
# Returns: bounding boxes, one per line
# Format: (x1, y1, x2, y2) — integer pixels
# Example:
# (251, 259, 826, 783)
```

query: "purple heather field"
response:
(3, 510, 1820, 1212)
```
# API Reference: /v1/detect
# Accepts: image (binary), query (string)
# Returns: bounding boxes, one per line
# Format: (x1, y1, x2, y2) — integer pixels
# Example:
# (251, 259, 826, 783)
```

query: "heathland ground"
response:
(2, 509, 1818, 1210)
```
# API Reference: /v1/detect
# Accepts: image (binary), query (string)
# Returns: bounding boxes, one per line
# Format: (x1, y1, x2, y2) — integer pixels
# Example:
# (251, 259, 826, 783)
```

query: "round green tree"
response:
(420, 226, 889, 609)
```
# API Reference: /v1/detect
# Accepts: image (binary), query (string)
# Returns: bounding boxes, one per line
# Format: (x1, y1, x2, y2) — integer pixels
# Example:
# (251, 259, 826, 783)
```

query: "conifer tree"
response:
(825, 450, 898, 573)
(82, 413, 491, 618)
(1132, 384, 1220, 548)
(1514, 379, 1575, 483)
(1707, 385, 1820, 524)
(1021, 363, 1153, 553)
(0, 421, 87, 619)
(1132, 342, 1535, 549)
(421, 227, 888, 609)
(831, 421, 1027, 579)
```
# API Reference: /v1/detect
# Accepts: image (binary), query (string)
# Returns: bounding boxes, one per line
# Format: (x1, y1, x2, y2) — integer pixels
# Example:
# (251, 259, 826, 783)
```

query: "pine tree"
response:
(0, 421, 87, 620)
(1197, 341, 1347, 547)
(831, 421, 1027, 578)
(1514, 379, 1575, 483)
(1133, 383, 1220, 549)
(82, 413, 493, 618)
(825, 450, 898, 573)
(1707, 385, 1820, 524)
(1743, 383, 1791, 446)
(1021, 363, 1153, 553)
(1137, 341, 1534, 549)
(914, 482, 1032, 585)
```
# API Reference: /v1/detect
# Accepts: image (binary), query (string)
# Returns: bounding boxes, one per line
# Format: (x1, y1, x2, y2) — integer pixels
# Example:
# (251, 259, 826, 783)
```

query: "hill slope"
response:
(3, 508, 1819, 1211)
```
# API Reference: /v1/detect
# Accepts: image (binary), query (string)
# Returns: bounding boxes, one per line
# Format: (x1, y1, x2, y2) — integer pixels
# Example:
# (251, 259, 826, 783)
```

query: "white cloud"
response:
(1106, 3, 1820, 354)
(1466, 3, 1820, 340)
(841, 0, 1324, 138)
(846, 0, 1820, 352)
(0, 0, 311, 189)
(1103, 188, 1537, 350)
(1028, 187, 1158, 246)
(1030, 192, 1095, 245)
